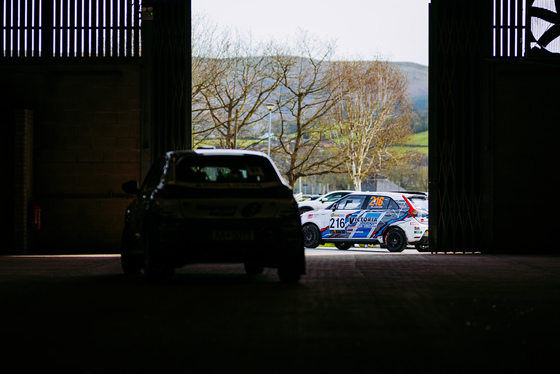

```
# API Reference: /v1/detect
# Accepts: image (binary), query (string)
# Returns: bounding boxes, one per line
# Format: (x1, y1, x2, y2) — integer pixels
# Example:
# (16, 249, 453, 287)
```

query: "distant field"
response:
(412, 130, 428, 145)
(408, 130, 428, 155)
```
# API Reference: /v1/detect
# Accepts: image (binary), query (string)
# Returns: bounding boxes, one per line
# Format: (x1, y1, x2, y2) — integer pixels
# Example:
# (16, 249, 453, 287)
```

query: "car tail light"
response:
(402, 195, 418, 217)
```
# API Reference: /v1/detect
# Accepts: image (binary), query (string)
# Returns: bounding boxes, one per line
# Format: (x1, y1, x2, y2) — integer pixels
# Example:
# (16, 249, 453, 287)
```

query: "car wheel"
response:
(415, 243, 429, 252)
(385, 228, 406, 252)
(143, 231, 174, 281)
(302, 223, 321, 248)
(244, 261, 264, 275)
(277, 264, 301, 283)
(335, 242, 352, 250)
(121, 229, 142, 275)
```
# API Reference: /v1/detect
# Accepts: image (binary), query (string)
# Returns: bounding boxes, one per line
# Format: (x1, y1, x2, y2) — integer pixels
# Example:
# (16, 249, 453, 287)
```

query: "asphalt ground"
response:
(1, 248, 559, 373)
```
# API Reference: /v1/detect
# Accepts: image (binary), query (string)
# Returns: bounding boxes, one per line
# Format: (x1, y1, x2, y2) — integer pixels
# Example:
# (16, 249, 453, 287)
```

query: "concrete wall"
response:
(0, 63, 142, 254)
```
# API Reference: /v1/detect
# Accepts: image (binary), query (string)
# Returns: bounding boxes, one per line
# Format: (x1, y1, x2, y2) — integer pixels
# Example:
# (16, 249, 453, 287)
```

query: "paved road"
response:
(2, 248, 560, 373)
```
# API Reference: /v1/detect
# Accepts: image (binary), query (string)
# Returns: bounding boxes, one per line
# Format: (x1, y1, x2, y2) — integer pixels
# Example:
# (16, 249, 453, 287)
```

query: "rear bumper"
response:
(152, 218, 305, 271)
(415, 232, 429, 245)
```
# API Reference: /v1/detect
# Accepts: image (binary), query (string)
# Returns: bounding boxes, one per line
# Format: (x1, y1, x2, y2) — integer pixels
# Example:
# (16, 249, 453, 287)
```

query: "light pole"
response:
(265, 104, 275, 157)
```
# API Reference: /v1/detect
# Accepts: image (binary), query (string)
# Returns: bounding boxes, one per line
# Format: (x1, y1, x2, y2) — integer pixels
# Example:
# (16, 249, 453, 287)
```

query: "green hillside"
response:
(394, 62, 428, 99)
(412, 130, 428, 145)
(410, 130, 428, 155)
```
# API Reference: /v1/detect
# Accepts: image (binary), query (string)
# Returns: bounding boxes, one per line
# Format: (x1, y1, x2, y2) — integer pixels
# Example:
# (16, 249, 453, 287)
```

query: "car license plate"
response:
(212, 231, 255, 241)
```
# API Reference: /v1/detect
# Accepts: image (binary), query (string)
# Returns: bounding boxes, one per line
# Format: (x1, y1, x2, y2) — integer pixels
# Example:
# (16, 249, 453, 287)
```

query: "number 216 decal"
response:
(369, 196, 384, 207)
(330, 216, 346, 229)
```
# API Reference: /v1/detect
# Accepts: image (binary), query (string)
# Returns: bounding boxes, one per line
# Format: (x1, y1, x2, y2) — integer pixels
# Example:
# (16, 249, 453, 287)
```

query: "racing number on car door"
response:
(330, 216, 346, 230)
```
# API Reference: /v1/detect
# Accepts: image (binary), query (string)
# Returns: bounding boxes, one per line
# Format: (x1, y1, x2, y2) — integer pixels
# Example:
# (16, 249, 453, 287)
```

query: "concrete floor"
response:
(1, 249, 559, 373)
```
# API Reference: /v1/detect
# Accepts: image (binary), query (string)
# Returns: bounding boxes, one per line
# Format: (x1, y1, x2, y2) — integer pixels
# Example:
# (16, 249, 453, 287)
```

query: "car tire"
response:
(415, 243, 429, 252)
(302, 223, 321, 248)
(244, 261, 264, 275)
(143, 230, 174, 281)
(335, 242, 352, 250)
(385, 228, 406, 252)
(277, 264, 301, 283)
(121, 229, 142, 275)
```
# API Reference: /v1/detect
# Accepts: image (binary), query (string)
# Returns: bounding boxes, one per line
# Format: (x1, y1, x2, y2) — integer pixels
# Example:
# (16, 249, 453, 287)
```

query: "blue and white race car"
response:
(300, 191, 429, 252)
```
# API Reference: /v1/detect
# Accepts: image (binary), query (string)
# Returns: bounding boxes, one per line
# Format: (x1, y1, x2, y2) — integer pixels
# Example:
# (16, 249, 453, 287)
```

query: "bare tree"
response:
(194, 30, 285, 149)
(191, 13, 231, 146)
(191, 24, 417, 191)
(269, 32, 348, 188)
(329, 60, 416, 191)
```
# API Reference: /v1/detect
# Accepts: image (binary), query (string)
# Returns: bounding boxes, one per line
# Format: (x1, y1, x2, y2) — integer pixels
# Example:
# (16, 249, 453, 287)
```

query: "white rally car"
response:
(300, 191, 429, 252)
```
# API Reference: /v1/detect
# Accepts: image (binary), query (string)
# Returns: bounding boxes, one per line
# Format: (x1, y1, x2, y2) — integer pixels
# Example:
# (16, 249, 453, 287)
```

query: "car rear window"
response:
(410, 197, 428, 210)
(174, 155, 279, 184)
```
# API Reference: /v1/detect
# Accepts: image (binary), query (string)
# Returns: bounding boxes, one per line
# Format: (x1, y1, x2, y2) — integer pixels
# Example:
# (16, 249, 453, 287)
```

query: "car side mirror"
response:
(122, 180, 140, 195)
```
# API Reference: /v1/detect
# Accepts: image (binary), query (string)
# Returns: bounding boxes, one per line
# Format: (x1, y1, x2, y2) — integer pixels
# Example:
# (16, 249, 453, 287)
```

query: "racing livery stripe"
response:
(376, 213, 410, 238)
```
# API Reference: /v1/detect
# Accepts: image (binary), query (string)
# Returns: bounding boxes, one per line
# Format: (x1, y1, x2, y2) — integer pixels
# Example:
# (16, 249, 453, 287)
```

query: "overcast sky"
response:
(191, 0, 430, 66)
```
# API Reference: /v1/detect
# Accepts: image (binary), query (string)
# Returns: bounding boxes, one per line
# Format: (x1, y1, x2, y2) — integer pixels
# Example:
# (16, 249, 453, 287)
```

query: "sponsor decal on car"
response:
(348, 213, 380, 227)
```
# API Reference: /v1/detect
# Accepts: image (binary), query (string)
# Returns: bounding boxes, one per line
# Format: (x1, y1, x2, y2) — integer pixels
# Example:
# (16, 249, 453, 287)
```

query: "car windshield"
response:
(174, 155, 279, 184)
